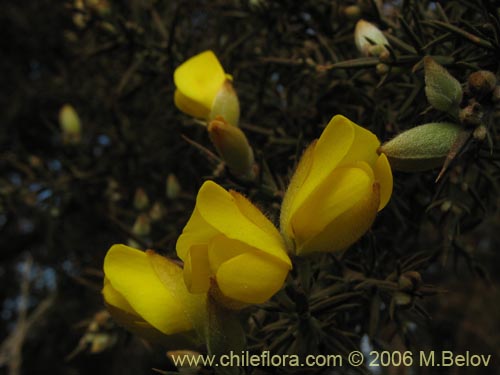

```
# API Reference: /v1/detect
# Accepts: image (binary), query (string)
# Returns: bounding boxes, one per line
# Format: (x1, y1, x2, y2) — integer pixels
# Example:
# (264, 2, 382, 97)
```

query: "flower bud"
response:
(376, 63, 389, 76)
(392, 291, 413, 307)
(379, 122, 463, 172)
(459, 102, 482, 126)
(343, 5, 361, 21)
(132, 214, 151, 237)
(354, 20, 389, 57)
(59, 104, 82, 144)
(249, 0, 268, 11)
(473, 125, 487, 141)
(441, 200, 452, 212)
(72, 0, 89, 28)
(29, 155, 43, 169)
(209, 80, 240, 127)
(208, 117, 255, 180)
(133, 188, 149, 210)
(467, 70, 497, 98)
(424, 57, 463, 115)
(166, 173, 181, 199)
(398, 271, 422, 292)
(106, 178, 122, 202)
(379, 49, 391, 62)
(85, 0, 111, 16)
(149, 202, 166, 222)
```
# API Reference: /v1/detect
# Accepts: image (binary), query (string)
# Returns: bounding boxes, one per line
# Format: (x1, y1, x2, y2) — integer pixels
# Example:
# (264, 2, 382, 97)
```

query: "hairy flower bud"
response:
(379, 122, 463, 172)
(133, 188, 149, 210)
(209, 80, 240, 127)
(424, 57, 463, 115)
(132, 214, 151, 237)
(166, 173, 181, 199)
(149, 202, 166, 222)
(468, 70, 497, 98)
(208, 117, 255, 180)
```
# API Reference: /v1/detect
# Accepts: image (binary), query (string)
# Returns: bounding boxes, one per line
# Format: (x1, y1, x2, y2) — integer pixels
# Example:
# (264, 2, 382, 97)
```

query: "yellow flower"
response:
(174, 50, 240, 126)
(280, 115, 393, 256)
(102, 244, 205, 345)
(176, 181, 292, 309)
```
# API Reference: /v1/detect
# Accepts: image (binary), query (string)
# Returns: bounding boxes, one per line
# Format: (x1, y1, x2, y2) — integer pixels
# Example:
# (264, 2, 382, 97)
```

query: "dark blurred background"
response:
(1, 0, 499, 374)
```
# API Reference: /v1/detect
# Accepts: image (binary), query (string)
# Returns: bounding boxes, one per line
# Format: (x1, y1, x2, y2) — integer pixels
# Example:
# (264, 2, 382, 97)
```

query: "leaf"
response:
(325, 57, 379, 70)
(384, 33, 417, 54)
(424, 20, 496, 50)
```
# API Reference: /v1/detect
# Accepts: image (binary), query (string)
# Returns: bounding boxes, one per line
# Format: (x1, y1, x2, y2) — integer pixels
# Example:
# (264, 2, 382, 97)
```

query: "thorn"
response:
(435, 130, 472, 183)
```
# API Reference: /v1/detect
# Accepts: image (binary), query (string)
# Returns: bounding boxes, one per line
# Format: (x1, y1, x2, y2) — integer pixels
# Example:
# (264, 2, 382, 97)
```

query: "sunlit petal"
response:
(373, 153, 393, 210)
(215, 252, 290, 304)
(104, 244, 192, 335)
(174, 50, 226, 112)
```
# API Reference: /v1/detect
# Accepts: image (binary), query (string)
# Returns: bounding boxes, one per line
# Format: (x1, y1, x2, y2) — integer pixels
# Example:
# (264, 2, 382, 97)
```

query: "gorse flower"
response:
(102, 244, 205, 345)
(174, 51, 255, 180)
(176, 181, 292, 309)
(280, 115, 393, 256)
(174, 50, 240, 126)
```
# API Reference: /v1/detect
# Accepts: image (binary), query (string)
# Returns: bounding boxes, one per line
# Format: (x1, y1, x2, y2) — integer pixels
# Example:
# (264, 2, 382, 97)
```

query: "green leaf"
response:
(326, 57, 379, 69)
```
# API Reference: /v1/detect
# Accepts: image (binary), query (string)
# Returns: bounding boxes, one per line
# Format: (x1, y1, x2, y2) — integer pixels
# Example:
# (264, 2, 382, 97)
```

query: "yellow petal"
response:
(182, 245, 211, 294)
(373, 153, 393, 210)
(230, 190, 281, 241)
(215, 251, 289, 304)
(148, 251, 207, 337)
(174, 90, 210, 119)
(207, 235, 249, 273)
(103, 280, 169, 342)
(103, 244, 192, 335)
(176, 207, 219, 261)
(174, 50, 226, 113)
(185, 181, 291, 268)
(280, 140, 316, 238)
(291, 165, 374, 252)
(298, 183, 380, 255)
(285, 115, 355, 226)
(339, 118, 380, 167)
(104, 302, 168, 343)
(102, 277, 138, 317)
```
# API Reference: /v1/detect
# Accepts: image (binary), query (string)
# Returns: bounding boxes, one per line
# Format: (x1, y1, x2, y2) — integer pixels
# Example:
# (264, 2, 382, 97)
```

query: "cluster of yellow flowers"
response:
(102, 51, 393, 346)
